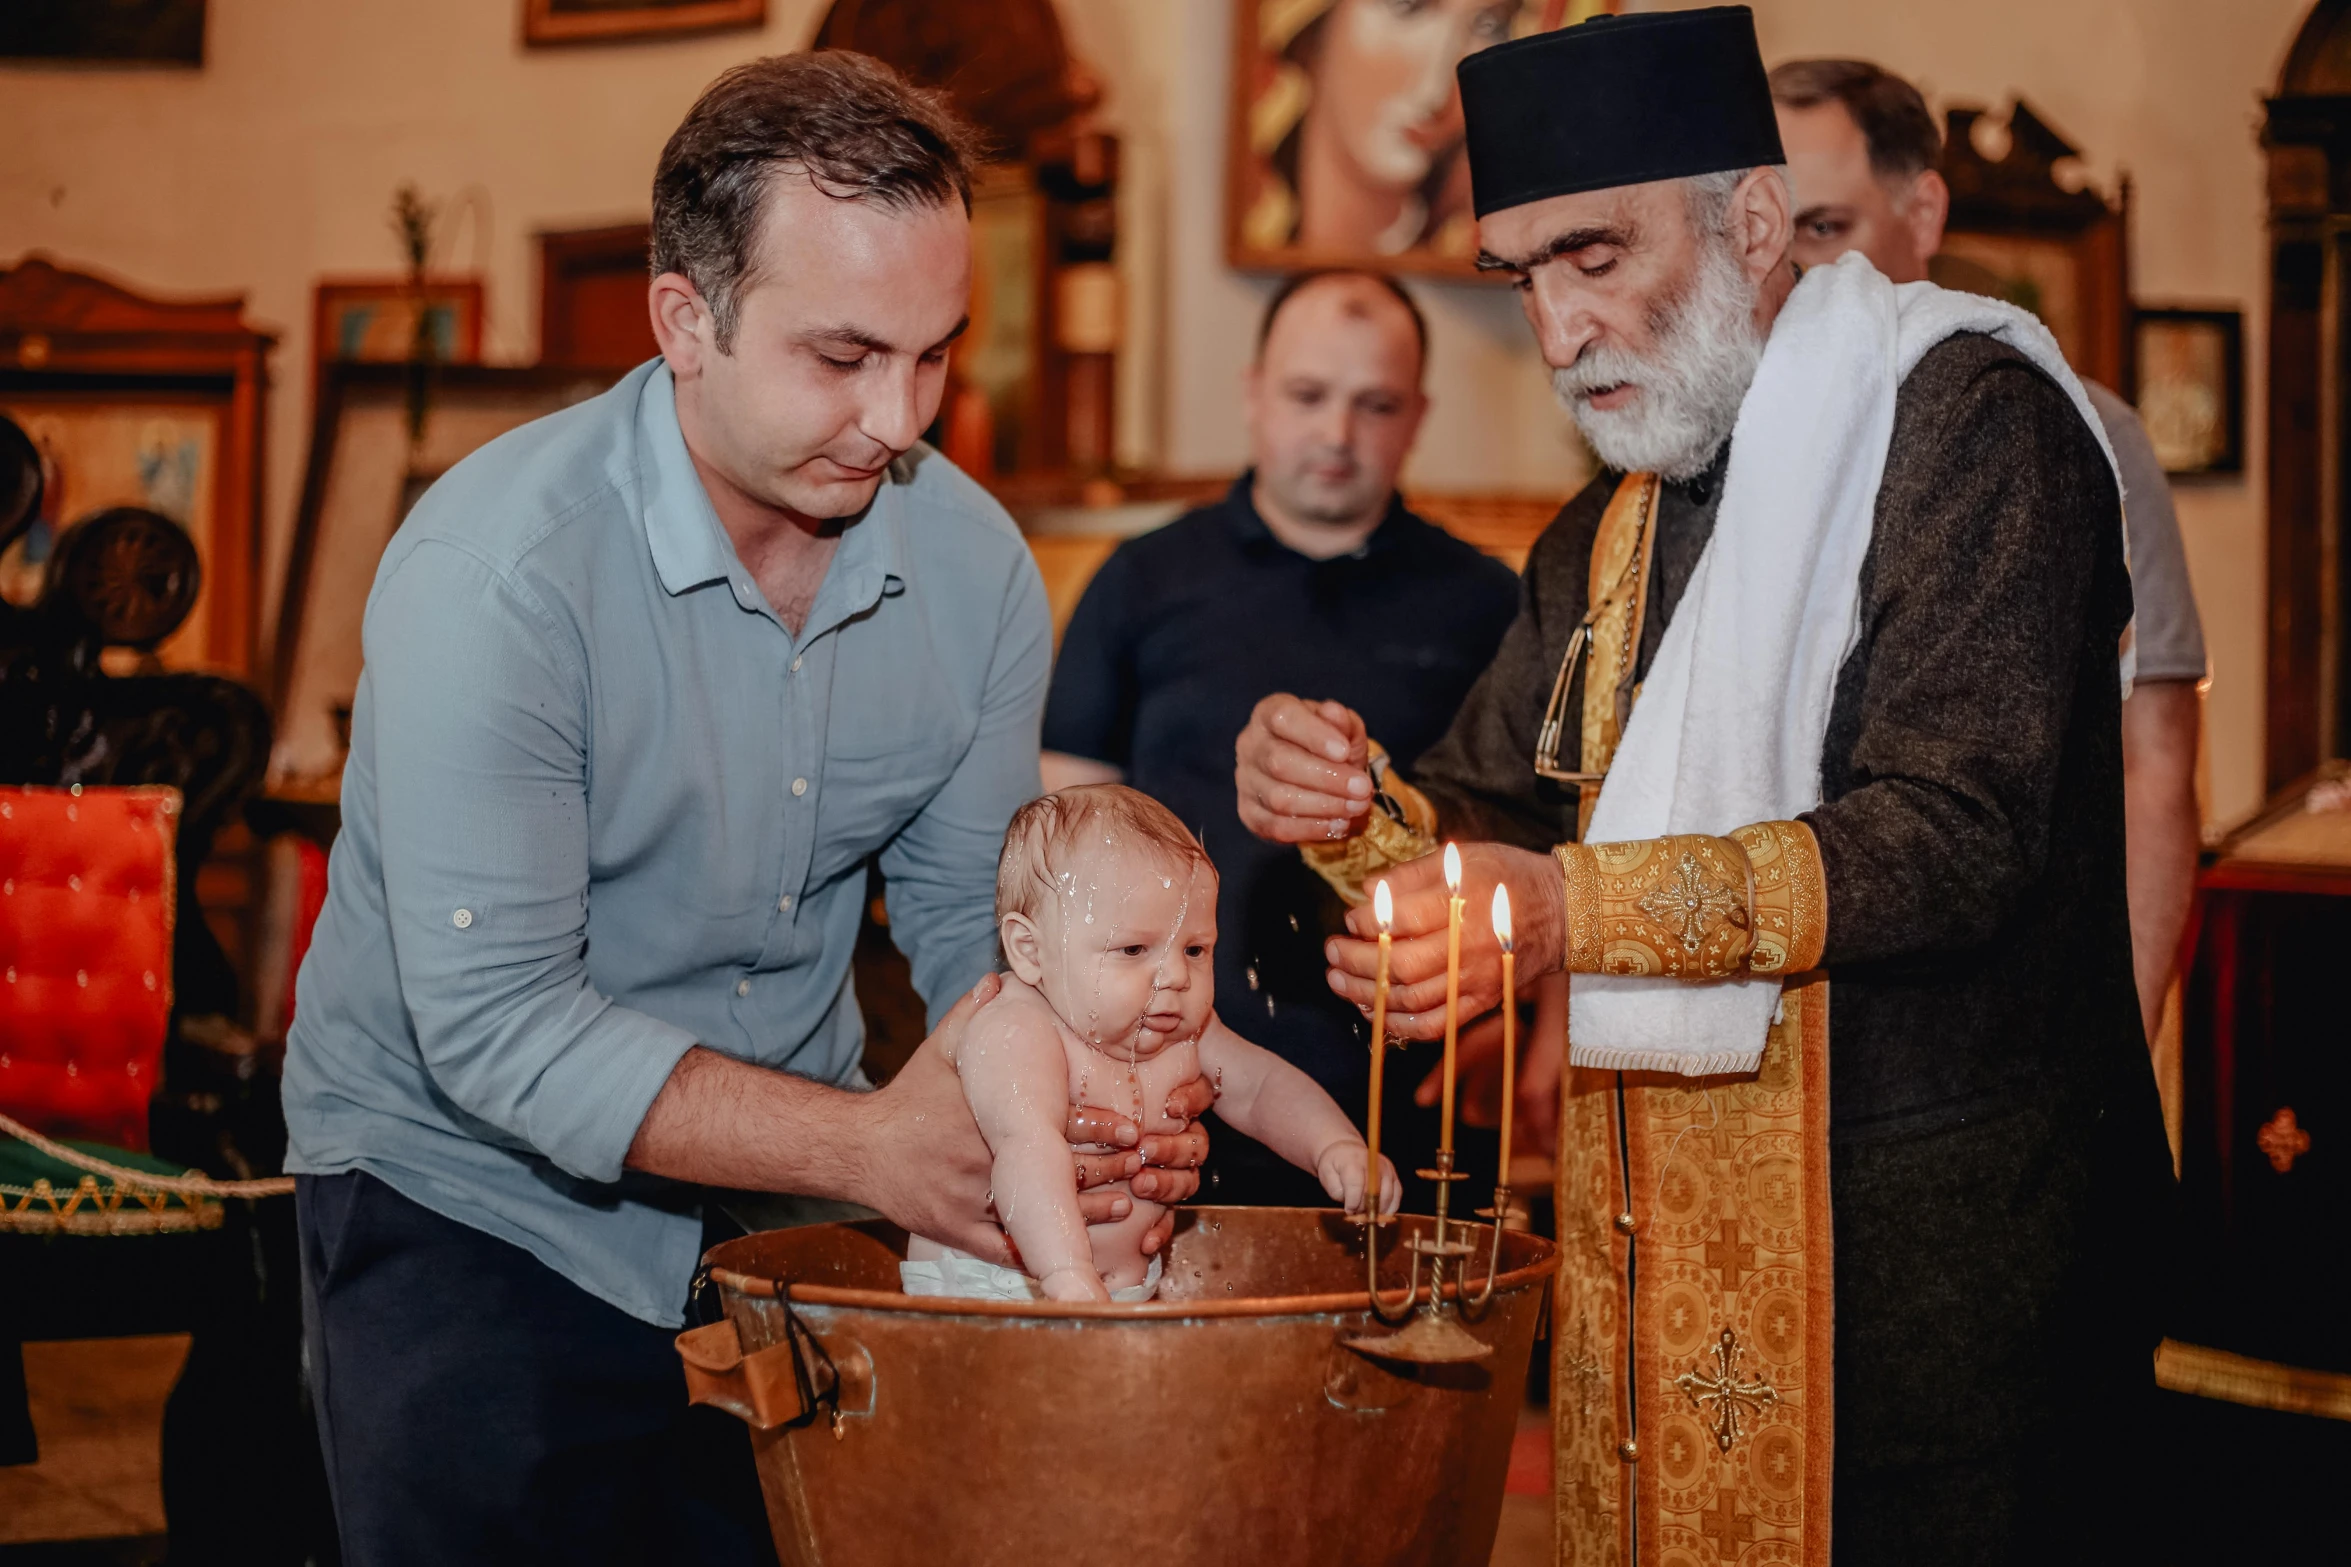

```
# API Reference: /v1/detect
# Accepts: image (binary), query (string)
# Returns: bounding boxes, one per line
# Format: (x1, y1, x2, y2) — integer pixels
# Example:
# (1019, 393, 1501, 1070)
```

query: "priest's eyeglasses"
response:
(1531, 611, 1606, 786)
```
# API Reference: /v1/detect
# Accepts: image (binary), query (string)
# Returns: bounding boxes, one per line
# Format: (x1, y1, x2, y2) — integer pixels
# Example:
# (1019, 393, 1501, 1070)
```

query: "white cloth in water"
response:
(899, 1249, 1162, 1303)
(1568, 253, 2123, 1078)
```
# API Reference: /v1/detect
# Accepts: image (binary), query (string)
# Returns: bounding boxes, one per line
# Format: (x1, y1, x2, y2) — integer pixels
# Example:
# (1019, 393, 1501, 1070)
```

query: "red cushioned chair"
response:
(0, 784, 178, 1151)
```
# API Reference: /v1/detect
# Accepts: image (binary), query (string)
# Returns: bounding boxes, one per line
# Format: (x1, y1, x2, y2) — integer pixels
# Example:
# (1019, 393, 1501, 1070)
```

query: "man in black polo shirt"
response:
(1042, 270, 1519, 1207)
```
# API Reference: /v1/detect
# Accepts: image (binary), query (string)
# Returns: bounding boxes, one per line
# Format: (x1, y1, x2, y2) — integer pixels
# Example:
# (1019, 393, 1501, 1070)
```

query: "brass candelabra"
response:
(1341, 856, 1514, 1364)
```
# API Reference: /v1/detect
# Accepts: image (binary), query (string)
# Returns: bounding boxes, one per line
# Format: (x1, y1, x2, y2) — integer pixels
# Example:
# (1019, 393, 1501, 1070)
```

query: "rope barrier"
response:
(0, 1109, 294, 1198)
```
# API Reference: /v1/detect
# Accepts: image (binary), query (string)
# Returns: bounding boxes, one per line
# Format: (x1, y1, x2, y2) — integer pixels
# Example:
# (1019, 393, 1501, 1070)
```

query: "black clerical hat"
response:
(1458, 5, 1785, 218)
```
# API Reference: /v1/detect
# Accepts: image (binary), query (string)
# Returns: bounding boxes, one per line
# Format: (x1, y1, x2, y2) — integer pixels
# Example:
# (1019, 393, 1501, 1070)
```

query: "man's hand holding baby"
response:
(1066, 1075, 1214, 1212)
(853, 973, 1212, 1269)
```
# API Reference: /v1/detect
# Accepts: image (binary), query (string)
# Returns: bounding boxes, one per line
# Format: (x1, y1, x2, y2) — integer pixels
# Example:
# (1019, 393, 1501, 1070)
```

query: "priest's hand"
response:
(1324, 842, 1565, 1039)
(1235, 694, 1374, 843)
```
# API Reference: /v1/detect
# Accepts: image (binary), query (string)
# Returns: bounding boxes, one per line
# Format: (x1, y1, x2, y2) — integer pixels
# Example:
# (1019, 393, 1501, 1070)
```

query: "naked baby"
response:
(902, 785, 1399, 1303)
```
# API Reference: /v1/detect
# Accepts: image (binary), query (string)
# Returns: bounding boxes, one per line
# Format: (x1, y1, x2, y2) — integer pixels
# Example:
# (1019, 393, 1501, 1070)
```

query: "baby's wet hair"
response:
(996, 784, 1213, 924)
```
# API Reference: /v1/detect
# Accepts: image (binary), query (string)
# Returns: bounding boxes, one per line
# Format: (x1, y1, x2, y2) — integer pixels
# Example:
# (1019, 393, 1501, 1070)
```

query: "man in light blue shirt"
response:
(284, 53, 1207, 1566)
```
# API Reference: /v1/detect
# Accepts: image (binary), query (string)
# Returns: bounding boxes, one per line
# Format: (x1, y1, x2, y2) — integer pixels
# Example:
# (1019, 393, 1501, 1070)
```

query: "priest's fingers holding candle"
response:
(1326, 842, 1565, 1037)
(1234, 693, 1373, 843)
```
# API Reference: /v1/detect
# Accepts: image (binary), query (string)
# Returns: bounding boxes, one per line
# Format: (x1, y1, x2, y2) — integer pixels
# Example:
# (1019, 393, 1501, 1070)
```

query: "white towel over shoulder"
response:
(1567, 253, 2122, 1077)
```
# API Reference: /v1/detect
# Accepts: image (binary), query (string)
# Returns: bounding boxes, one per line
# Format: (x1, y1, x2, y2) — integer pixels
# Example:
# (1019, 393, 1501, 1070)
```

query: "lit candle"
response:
(1365, 880, 1394, 1216)
(1492, 882, 1516, 1193)
(1439, 843, 1464, 1157)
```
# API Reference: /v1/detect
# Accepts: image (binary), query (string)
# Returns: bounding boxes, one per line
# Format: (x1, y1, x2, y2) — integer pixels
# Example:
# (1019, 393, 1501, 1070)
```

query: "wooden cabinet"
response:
(0, 256, 271, 679)
(2164, 766, 2351, 1420)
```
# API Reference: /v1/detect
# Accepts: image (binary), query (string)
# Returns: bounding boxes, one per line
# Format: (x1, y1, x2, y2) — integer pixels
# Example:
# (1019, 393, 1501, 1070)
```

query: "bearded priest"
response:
(1232, 8, 2174, 1563)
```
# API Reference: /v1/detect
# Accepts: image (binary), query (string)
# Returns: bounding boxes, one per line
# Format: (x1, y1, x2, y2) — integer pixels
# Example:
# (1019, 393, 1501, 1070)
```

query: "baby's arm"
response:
(1197, 1020, 1400, 1216)
(959, 997, 1110, 1302)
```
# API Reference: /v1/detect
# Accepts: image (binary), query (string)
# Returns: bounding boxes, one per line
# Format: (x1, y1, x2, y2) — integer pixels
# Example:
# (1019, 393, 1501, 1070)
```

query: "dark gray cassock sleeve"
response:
(1802, 343, 2128, 968)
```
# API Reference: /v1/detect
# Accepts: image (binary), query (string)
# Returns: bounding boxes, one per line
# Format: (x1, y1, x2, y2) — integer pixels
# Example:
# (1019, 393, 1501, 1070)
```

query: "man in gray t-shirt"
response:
(1772, 58, 2206, 1042)
(2085, 378, 2206, 1033)
(2088, 381, 2209, 686)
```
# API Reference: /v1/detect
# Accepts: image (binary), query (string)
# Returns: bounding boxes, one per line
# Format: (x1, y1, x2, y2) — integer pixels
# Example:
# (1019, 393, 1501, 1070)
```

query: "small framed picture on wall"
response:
(522, 0, 763, 47)
(2133, 307, 2244, 476)
(312, 278, 485, 386)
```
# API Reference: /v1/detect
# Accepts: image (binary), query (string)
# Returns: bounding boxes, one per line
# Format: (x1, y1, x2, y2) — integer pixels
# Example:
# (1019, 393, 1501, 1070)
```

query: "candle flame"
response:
(1443, 842, 1462, 893)
(1373, 879, 1394, 932)
(1492, 883, 1513, 950)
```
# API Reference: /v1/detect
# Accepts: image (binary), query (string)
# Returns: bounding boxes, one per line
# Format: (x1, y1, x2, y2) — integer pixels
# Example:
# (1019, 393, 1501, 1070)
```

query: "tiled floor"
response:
(1489, 1399, 1555, 1566)
(1489, 1495, 1554, 1566)
(0, 1337, 184, 1547)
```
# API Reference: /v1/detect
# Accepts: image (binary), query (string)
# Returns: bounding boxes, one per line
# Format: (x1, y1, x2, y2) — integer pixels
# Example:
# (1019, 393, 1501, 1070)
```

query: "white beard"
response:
(1552, 236, 1766, 481)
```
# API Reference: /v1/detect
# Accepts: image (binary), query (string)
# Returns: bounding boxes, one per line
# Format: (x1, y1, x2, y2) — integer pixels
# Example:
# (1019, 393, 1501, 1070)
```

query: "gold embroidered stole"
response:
(1554, 476, 1835, 1567)
(1576, 475, 1659, 840)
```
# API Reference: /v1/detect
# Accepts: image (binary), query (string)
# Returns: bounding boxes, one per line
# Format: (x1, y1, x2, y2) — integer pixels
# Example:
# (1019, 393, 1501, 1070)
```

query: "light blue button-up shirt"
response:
(283, 361, 1048, 1325)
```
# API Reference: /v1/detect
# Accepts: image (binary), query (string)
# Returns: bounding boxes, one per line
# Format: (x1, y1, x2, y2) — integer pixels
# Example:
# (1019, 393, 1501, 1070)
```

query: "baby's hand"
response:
(1316, 1142, 1401, 1218)
(1037, 1265, 1113, 1304)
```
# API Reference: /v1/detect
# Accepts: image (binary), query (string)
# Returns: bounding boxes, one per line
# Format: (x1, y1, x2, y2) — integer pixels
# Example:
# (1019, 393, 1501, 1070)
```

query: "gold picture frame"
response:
(2133, 307, 2244, 476)
(522, 0, 764, 47)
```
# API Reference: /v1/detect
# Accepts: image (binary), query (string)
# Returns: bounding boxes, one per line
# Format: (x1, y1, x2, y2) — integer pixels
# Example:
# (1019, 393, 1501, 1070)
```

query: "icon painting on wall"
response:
(1229, 0, 1614, 276)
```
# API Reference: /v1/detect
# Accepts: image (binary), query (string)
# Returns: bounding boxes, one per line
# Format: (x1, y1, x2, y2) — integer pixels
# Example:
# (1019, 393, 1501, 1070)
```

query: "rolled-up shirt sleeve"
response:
(879, 546, 1052, 1027)
(1804, 360, 2123, 964)
(364, 540, 696, 1183)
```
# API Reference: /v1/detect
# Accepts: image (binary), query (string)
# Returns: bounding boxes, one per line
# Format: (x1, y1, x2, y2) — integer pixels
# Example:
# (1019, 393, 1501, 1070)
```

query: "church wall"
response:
(0, 0, 836, 638)
(0, 0, 2305, 825)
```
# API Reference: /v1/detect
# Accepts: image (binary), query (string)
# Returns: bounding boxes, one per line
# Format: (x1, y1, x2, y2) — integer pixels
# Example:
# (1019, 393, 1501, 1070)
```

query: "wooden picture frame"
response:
(1930, 101, 2131, 391)
(2263, 1, 2351, 791)
(1226, 0, 1594, 278)
(271, 362, 628, 780)
(312, 276, 485, 401)
(0, 1, 205, 64)
(537, 225, 656, 369)
(315, 278, 484, 364)
(0, 255, 270, 679)
(522, 0, 763, 47)
(2133, 307, 2244, 477)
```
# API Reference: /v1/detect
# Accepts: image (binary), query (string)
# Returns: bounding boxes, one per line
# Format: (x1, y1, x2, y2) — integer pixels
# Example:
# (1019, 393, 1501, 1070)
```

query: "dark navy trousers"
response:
(297, 1171, 775, 1566)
